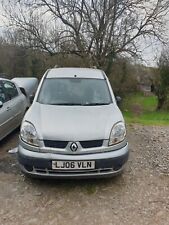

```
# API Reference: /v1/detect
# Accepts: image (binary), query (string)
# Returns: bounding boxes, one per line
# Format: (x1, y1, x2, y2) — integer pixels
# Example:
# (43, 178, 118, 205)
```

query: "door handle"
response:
(6, 107, 11, 111)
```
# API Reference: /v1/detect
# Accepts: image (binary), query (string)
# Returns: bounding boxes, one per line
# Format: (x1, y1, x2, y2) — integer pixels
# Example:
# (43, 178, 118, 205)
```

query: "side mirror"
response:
(29, 95, 34, 104)
(0, 101, 3, 109)
(115, 96, 122, 104)
(20, 87, 27, 97)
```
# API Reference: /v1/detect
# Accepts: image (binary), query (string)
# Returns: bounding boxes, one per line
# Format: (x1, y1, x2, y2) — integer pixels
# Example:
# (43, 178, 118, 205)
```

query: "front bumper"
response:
(17, 143, 129, 179)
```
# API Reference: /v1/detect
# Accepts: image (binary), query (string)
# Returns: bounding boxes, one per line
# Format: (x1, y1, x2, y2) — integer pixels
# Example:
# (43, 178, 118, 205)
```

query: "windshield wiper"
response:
(83, 102, 111, 106)
(48, 102, 111, 106)
(49, 103, 84, 106)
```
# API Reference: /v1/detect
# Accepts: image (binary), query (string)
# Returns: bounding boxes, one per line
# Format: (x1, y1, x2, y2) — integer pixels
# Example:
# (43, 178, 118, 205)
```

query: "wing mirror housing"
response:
(20, 87, 27, 97)
(30, 95, 34, 104)
(115, 96, 122, 104)
(0, 101, 3, 109)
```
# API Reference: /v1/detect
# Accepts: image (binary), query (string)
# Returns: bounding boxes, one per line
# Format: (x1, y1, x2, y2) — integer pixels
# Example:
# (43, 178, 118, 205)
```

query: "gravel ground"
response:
(0, 125, 169, 225)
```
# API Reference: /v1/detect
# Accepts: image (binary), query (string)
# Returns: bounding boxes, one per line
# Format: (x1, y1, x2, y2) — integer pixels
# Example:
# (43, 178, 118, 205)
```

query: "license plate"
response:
(52, 161, 95, 170)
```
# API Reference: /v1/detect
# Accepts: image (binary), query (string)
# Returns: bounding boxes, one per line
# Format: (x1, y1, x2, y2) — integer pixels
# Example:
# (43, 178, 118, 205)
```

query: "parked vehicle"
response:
(18, 68, 129, 178)
(0, 78, 27, 141)
(12, 77, 38, 106)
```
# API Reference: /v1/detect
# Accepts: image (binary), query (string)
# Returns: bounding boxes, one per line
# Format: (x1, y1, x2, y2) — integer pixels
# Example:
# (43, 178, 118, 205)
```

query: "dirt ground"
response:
(0, 125, 169, 225)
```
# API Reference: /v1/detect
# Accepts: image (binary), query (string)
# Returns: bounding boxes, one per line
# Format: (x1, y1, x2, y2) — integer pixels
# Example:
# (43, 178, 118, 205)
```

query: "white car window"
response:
(0, 82, 6, 103)
(3, 81, 19, 100)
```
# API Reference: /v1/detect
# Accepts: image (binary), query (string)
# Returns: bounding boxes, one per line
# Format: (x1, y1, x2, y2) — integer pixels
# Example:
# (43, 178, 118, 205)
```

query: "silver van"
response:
(18, 68, 129, 178)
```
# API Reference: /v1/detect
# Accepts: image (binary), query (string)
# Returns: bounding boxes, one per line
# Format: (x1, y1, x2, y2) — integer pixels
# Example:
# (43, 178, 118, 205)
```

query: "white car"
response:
(0, 78, 27, 140)
(12, 77, 38, 106)
(18, 67, 129, 178)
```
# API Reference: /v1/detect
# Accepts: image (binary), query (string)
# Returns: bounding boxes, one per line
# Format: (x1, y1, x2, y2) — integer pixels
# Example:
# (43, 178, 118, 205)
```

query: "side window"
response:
(0, 82, 6, 103)
(3, 81, 18, 100)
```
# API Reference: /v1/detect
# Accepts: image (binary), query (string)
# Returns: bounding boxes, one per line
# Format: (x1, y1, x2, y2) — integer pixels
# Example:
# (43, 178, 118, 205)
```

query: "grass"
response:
(121, 92, 169, 125)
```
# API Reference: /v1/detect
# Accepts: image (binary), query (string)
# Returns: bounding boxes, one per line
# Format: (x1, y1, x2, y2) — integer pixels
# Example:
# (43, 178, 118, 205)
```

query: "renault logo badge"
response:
(70, 142, 78, 152)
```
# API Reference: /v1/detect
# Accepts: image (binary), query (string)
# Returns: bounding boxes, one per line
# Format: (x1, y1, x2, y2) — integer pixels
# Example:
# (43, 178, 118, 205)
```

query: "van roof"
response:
(46, 68, 105, 79)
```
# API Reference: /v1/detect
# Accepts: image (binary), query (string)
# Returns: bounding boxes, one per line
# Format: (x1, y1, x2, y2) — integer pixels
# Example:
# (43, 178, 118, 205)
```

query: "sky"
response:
(0, 2, 168, 68)
(139, 39, 163, 67)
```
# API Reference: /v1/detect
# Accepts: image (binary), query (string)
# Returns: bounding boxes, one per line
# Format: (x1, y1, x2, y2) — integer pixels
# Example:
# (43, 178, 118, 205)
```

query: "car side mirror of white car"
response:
(30, 95, 34, 104)
(115, 96, 122, 104)
(20, 87, 27, 97)
(0, 101, 3, 109)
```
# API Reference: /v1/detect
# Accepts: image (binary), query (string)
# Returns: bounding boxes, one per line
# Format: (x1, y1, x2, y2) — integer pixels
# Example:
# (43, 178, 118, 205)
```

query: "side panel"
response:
(11, 94, 27, 127)
(0, 101, 15, 140)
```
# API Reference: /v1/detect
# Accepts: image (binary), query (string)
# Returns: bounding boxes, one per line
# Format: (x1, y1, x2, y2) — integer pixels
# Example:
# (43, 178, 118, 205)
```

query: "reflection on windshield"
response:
(38, 78, 112, 105)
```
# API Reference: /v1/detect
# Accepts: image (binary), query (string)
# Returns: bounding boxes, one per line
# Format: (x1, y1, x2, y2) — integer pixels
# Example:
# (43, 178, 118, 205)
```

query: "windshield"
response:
(38, 78, 112, 105)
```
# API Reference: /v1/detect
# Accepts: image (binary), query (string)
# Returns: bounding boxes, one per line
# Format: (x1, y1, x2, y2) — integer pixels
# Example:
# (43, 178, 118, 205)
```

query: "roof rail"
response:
(43, 69, 51, 79)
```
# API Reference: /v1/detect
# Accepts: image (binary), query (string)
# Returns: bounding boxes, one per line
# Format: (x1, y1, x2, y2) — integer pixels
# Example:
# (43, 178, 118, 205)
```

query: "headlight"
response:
(20, 121, 39, 147)
(109, 122, 126, 146)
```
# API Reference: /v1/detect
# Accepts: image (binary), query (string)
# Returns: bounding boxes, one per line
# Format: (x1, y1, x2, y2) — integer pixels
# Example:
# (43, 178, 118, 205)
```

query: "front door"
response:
(0, 81, 14, 140)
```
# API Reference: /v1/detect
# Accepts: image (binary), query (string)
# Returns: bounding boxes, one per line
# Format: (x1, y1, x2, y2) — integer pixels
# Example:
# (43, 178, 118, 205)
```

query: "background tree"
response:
(109, 57, 138, 95)
(0, 29, 89, 78)
(154, 50, 169, 110)
(1, 0, 169, 75)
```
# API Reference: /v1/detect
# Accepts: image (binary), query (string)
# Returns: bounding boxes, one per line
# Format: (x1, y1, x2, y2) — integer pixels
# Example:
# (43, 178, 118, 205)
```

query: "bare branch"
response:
(2, 0, 169, 73)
